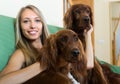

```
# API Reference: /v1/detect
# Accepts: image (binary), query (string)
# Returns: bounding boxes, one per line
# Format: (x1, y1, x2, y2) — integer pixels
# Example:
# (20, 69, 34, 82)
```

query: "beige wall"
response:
(94, 0, 120, 64)
(94, 0, 111, 63)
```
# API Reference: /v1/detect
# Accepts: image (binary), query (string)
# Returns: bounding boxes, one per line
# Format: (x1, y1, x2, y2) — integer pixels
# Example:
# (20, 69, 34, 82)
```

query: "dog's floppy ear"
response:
(45, 34, 58, 63)
(70, 39, 87, 83)
(88, 5, 93, 25)
(63, 8, 73, 29)
(37, 34, 58, 70)
(72, 39, 87, 71)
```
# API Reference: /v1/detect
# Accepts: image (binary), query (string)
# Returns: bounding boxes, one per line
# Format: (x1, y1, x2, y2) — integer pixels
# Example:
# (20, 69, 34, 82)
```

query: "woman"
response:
(0, 5, 50, 84)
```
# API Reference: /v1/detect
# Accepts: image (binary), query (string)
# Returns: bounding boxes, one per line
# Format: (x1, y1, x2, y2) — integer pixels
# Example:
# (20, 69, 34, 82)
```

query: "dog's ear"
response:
(73, 39, 87, 72)
(78, 39, 87, 71)
(46, 34, 58, 61)
(38, 34, 58, 70)
(63, 8, 73, 29)
(70, 39, 87, 83)
(88, 5, 93, 25)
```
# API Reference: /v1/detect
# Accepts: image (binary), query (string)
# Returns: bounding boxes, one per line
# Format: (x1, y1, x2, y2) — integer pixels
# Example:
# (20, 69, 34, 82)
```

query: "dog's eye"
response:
(74, 37, 78, 41)
(75, 10, 80, 14)
(86, 10, 90, 14)
(61, 36, 68, 42)
(73, 34, 78, 41)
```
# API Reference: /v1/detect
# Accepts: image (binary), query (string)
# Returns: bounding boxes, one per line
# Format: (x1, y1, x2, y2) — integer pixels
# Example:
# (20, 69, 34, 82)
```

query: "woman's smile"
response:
(28, 30, 38, 35)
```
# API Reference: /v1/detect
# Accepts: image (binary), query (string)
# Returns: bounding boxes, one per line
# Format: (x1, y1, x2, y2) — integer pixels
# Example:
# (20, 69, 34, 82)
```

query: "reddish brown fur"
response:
(64, 4, 93, 50)
(23, 29, 87, 84)
(64, 4, 120, 84)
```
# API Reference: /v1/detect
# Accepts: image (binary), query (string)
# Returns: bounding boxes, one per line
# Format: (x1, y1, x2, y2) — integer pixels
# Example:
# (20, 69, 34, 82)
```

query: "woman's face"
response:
(20, 8, 43, 41)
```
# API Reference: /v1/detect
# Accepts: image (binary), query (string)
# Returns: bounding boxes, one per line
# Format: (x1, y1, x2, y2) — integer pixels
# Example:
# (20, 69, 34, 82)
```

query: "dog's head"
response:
(64, 4, 93, 32)
(55, 29, 85, 63)
(38, 29, 86, 70)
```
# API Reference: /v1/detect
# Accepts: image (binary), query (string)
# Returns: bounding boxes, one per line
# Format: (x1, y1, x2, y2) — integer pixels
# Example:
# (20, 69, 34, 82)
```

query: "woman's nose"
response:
(30, 21, 36, 28)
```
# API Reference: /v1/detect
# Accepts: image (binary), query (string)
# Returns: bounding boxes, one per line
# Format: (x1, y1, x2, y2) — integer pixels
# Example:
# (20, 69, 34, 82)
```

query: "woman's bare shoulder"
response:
(0, 49, 25, 75)
(2, 49, 25, 71)
(9, 49, 25, 64)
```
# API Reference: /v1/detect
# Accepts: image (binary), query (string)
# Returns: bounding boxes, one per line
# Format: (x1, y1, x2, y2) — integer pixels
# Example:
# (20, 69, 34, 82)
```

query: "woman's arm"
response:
(85, 25, 94, 69)
(0, 49, 42, 84)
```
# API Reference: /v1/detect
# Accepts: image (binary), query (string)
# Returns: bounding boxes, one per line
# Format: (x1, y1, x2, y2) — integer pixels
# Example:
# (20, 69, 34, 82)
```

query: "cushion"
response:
(48, 24, 63, 34)
(0, 15, 15, 70)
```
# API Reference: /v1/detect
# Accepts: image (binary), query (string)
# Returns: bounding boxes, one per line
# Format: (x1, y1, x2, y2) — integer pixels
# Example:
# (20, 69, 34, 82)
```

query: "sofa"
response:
(0, 15, 120, 74)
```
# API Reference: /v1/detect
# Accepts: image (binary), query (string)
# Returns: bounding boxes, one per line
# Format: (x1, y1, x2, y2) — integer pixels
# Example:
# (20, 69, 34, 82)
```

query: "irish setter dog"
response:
(64, 4, 93, 50)
(23, 29, 87, 84)
(64, 4, 120, 84)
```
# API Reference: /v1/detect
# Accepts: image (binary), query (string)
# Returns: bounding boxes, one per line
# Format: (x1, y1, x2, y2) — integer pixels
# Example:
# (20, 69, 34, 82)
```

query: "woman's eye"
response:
(35, 19, 41, 22)
(23, 20, 29, 23)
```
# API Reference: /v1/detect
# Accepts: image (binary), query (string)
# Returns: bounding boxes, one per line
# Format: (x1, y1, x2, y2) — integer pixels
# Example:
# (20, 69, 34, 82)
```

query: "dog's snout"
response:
(71, 49, 80, 57)
(83, 16, 89, 23)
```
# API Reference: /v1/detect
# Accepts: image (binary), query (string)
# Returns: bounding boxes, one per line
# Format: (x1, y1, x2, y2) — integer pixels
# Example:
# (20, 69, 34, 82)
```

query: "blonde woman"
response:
(0, 5, 50, 84)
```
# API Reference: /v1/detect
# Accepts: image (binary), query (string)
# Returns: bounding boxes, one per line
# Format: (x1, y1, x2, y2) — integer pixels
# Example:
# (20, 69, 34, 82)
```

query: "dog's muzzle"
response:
(71, 49, 80, 57)
(83, 16, 90, 24)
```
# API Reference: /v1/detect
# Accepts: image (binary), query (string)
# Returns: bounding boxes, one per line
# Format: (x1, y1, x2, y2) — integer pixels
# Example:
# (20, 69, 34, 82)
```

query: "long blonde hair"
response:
(15, 5, 50, 67)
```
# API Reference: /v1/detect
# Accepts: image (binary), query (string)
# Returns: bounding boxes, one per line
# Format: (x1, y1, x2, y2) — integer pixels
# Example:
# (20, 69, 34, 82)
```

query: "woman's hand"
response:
(84, 24, 93, 37)
(87, 24, 93, 34)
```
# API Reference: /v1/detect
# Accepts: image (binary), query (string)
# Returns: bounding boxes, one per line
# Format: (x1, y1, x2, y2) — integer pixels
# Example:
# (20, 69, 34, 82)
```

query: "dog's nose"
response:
(72, 49, 80, 57)
(83, 16, 89, 23)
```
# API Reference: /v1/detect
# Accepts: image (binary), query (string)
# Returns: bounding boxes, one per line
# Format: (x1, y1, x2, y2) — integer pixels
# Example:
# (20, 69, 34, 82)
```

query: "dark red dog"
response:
(64, 4, 120, 84)
(64, 4, 93, 50)
(23, 29, 87, 84)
